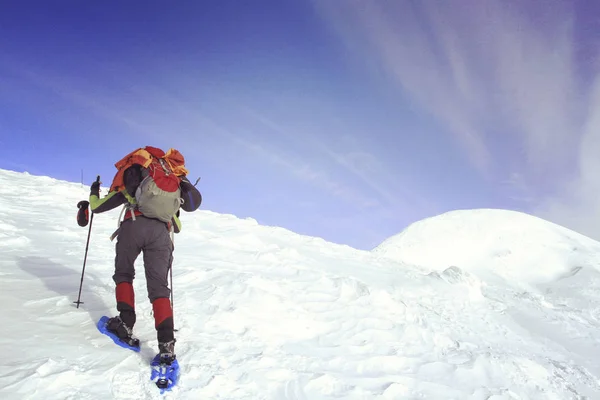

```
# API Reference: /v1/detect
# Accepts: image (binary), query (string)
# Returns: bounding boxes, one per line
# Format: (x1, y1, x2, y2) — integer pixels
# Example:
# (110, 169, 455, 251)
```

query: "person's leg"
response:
(112, 219, 141, 330)
(141, 218, 175, 359)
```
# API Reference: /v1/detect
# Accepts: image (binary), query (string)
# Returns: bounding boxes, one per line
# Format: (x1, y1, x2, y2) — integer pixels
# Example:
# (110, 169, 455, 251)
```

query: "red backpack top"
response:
(110, 146, 188, 193)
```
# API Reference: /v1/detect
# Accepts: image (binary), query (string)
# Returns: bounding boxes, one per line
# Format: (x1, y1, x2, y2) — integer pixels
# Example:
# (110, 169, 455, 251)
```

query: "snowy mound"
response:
(373, 209, 600, 284)
(2, 170, 600, 399)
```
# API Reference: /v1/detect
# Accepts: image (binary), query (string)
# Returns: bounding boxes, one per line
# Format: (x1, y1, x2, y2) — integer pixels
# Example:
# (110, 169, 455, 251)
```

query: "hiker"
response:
(89, 146, 201, 364)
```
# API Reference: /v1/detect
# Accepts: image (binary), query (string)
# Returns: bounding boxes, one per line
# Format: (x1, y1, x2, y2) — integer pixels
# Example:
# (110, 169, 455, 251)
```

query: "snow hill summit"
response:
(1, 168, 600, 399)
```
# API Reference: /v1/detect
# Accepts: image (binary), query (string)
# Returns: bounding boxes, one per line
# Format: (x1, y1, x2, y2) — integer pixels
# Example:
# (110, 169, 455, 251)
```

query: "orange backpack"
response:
(109, 146, 190, 223)
(110, 146, 188, 193)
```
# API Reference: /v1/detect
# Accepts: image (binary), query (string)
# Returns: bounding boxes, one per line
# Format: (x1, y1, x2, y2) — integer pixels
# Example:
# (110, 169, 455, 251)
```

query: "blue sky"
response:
(2, 0, 600, 250)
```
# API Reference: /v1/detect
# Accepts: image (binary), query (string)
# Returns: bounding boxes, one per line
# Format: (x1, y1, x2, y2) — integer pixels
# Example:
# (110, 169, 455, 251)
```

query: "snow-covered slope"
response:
(373, 209, 600, 285)
(1, 169, 600, 399)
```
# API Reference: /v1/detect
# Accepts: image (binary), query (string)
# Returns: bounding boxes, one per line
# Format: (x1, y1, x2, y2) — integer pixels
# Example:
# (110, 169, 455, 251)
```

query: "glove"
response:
(90, 176, 101, 197)
(77, 200, 90, 227)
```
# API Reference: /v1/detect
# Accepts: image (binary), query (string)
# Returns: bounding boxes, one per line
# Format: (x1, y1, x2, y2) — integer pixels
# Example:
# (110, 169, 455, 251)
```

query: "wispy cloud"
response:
(3, 61, 384, 210)
(502, 172, 535, 204)
(0, 63, 154, 138)
(229, 133, 381, 209)
(314, 0, 600, 239)
(313, 0, 583, 180)
(536, 75, 600, 238)
(239, 105, 435, 211)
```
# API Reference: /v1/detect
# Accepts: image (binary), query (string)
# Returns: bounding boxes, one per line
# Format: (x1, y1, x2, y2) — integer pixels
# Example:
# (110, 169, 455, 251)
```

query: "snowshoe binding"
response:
(97, 315, 141, 351)
(151, 340, 179, 391)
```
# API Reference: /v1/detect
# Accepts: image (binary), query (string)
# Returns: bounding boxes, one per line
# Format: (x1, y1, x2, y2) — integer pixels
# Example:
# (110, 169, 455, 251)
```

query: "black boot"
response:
(106, 316, 140, 348)
(158, 339, 176, 364)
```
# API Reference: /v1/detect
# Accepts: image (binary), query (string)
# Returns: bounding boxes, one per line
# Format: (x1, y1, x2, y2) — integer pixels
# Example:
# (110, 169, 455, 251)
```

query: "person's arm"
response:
(179, 176, 202, 212)
(89, 166, 142, 213)
(88, 177, 127, 213)
(89, 188, 127, 213)
(90, 192, 127, 214)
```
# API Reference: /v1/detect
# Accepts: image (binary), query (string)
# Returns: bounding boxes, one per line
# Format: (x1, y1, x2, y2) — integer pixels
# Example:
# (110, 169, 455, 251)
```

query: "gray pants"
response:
(113, 216, 173, 302)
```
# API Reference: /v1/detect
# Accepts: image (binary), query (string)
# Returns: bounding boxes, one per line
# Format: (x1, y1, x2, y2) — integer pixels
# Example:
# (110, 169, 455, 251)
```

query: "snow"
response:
(1, 169, 600, 399)
(373, 209, 600, 286)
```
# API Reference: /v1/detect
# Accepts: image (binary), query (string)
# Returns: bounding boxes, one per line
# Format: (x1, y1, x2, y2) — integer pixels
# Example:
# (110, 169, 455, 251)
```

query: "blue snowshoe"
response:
(97, 315, 141, 352)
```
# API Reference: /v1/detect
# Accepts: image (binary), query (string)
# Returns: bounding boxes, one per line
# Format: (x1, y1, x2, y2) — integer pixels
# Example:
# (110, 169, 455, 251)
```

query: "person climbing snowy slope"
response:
(87, 146, 201, 365)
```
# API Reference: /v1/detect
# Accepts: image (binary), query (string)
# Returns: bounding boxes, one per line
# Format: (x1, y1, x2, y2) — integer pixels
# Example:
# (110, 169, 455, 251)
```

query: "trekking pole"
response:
(74, 209, 94, 308)
(74, 175, 100, 308)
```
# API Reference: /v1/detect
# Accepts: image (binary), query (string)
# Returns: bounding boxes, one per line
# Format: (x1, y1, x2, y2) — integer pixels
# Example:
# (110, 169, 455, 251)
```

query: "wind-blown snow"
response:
(1, 169, 600, 399)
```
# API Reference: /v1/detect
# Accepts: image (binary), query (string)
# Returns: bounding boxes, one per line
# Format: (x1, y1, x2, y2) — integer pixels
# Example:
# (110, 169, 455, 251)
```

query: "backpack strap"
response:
(129, 207, 137, 221)
(120, 187, 139, 220)
(109, 193, 139, 241)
